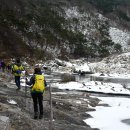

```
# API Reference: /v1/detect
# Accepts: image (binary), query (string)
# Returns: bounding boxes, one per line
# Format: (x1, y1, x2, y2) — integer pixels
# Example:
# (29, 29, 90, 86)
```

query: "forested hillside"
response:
(0, 0, 130, 59)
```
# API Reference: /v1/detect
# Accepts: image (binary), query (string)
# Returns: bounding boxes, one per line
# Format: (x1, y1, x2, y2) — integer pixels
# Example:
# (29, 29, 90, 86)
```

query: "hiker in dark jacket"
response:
(6, 62, 12, 73)
(12, 58, 24, 90)
(26, 67, 47, 119)
(1, 60, 6, 72)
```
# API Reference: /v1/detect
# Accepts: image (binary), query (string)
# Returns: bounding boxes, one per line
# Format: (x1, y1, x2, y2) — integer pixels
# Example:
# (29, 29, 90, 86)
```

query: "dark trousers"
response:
(15, 76, 21, 88)
(31, 93, 43, 115)
(2, 67, 5, 72)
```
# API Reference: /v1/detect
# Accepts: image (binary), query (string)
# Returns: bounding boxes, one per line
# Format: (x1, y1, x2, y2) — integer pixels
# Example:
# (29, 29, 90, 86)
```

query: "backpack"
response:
(16, 69, 21, 74)
(32, 75, 45, 92)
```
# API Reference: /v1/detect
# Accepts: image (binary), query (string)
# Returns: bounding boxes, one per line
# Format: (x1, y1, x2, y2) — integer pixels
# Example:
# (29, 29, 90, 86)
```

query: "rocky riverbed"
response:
(0, 72, 100, 130)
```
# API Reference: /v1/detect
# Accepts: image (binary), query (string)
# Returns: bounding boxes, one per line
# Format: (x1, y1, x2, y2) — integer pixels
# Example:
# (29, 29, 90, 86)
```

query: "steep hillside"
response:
(0, 0, 130, 59)
(87, 0, 130, 29)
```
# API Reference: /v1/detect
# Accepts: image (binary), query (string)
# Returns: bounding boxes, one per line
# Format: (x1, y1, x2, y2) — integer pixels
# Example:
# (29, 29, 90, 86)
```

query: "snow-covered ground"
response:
(52, 81, 130, 95)
(84, 96, 130, 130)
(51, 80, 130, 130)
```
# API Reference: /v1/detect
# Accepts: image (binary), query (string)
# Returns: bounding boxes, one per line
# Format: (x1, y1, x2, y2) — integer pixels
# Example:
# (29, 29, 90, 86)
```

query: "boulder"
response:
(0, 116, 10, 130)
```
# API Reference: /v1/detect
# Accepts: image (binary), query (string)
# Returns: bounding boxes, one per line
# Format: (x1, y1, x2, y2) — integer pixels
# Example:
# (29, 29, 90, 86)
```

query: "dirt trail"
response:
(0, 72, 99, 130)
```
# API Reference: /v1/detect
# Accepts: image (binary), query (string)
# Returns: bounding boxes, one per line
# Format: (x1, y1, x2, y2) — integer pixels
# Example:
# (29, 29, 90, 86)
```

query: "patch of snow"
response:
(74, 63, 90, 73)
(52, 81, 130, 95)
(7, 99, 17, 105)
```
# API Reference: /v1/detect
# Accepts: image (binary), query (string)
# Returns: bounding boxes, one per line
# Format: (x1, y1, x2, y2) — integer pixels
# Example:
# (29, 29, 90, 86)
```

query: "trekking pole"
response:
(24, 76, 27, 109)
(24, 71, 28, 108)
(49, 81, 53, 130)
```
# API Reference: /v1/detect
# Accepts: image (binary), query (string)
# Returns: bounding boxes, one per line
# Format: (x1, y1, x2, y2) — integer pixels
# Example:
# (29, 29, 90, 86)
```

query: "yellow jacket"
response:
(12, 64, 24, 76)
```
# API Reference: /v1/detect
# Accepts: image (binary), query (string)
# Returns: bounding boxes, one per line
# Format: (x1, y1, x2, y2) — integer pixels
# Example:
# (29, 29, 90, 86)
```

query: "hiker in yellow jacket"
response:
(26, 67, 47, 119)
(12, 58, 24, 90)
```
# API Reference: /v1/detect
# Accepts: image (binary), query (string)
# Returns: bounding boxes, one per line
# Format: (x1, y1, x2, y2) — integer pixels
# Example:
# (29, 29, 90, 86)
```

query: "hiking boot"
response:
(34, 113, 38, 119)
(39, 114, 43, 119)
(16, 87, 21, 91)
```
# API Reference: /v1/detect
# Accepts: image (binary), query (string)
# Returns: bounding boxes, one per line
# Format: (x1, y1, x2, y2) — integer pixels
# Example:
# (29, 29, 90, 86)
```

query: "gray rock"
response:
(0, 116, 10, 130)
(122, 119, 130, 125)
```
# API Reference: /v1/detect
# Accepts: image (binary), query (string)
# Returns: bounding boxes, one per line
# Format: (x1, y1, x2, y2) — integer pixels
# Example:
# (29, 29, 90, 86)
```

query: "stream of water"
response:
(45, 72, 130, 86)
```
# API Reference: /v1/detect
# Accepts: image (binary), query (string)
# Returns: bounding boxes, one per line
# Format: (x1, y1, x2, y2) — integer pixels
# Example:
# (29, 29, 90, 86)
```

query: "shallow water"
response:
(90, 75, 130, 86)
(45, 72, 130, 86)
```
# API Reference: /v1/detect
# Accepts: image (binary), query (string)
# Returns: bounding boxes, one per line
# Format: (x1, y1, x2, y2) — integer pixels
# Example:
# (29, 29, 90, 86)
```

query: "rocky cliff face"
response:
(0, 0, 130, 59)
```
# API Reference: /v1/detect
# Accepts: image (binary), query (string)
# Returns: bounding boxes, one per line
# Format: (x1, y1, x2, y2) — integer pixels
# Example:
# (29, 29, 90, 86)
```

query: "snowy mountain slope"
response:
(90, 52, 130, 74)
(64, 6, 130, 54)
(109, 27, 130, 52)
(0, 0, 130, 59)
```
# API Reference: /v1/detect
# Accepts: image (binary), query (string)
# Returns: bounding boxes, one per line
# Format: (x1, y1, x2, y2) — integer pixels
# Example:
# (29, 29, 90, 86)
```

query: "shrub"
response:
(61, 73, 76, 83)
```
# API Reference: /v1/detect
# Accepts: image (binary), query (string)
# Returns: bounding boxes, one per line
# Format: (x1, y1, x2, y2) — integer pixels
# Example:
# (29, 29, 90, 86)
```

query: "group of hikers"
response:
(0, 58, 47, 120)
(0, 60, 12, 72)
